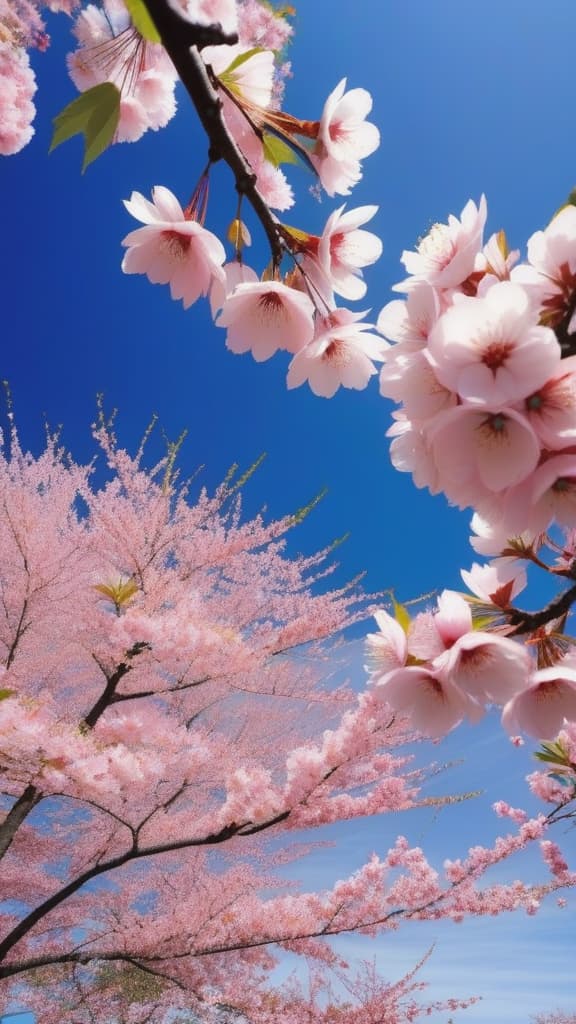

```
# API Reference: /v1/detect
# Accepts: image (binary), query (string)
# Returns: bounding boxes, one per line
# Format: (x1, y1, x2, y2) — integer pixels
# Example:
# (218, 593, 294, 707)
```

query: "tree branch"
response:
(0, 784, 42, 861)
(142, 0, 285, 264)
(508, 583, 576, 636)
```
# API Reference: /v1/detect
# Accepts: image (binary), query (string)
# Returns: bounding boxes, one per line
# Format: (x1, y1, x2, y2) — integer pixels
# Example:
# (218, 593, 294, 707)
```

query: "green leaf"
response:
(50, 83, 121, 172)
(221, 47, 263, 78)
(393, 599, 411, 634)
(262, 131, 299, 168)
(124, 0, 161, 42)
(0, 688, 14, 701)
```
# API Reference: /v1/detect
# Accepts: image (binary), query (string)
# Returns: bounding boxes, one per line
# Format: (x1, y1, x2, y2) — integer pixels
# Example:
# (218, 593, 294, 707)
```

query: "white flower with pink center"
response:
(398, 196, 487, 290)
(121, 187, 226, 308)
(377, 284, 440, 349)
(217, 280, 315, 362)
(381, 349, 457, 422)
(312, 78, 379, 197)
(426, 281, 561, 407)
(428, 406, 540, 507)
(504, 454, 576, 535)
(314, 204, 382, 302)
(522, 355, 576, 450)
(374, 665, 484, 738)
(0, 42, 37, 156)
(364, 609, 407, 679)
(387, 414, 441, 494)
(286, 309, 386, 398)
(316, 78, 379, 164)
(68, 0, 178, 143)
(502, 664, 576, 738)
(435, 632, 531, 705)
(513, 206, 576, 331)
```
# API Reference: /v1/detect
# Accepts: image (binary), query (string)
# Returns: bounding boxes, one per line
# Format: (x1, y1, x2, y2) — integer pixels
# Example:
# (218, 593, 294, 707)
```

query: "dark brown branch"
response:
(0, 817, 277, 968)
(508, 582, 576, 636)
(0, 784, 42, 861)
(84, 642, 150, 728)
(142, 0, 285, 265)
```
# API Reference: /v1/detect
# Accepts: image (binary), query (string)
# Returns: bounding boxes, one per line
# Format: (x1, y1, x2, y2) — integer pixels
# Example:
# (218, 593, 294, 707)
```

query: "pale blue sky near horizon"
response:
(3, 0, 576, 1021)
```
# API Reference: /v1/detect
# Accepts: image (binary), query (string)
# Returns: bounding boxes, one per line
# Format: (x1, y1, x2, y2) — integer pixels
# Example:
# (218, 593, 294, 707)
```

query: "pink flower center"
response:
(552, 478, 574, 494)
(417, 223, 455, 270)
(257, 292, 287, 323)
(324, 339, 351, 366)
(482, 340, 514, 372)
(160, 231, 191, 261)
(329, 120, 346, 143)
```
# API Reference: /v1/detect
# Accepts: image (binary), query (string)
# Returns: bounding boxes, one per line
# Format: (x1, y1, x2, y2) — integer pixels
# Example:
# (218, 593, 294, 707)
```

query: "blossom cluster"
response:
(378, 199, 576, 548)
(364, 559, 576, 740)
(121, 61, 384, 396)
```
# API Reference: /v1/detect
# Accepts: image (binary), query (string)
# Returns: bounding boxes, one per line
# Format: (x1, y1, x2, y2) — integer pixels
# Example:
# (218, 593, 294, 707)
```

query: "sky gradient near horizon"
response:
(3, 1, 576, 1021)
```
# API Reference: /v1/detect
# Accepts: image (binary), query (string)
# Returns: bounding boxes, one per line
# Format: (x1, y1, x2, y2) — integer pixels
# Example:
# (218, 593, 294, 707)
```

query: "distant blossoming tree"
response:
(0, 405, 572, 1022)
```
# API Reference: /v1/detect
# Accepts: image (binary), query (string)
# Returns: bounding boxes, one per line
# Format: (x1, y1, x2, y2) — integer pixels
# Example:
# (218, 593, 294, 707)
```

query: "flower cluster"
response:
(121, 61, 384, 396)
(378, 200, 576, 548)
(364, 561, 576, 740)
(67, 0, 179, 142)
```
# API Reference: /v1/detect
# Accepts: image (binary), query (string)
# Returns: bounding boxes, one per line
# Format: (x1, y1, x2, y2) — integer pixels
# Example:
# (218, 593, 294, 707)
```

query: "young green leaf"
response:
(393, 599, 411, 633)
(124, 0, 161, 42)
(262, 131, 300, 168)
(50, 83, 121, 172)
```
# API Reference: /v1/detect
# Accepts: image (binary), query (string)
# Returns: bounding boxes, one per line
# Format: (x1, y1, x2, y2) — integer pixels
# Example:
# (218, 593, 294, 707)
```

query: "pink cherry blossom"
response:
(374, 665, 484, 738)
(377, 284, 440, 348)
(312, 78, 379, 197)
(435, 632, 531, 705)
(522, 355, 576, 450)
(513, 205, 576, 333)
(398, 196, 487, 290)
(307, 204, 383, 303)
(428, 405, 540, 506)
(380, 349, 457, 421)
(316, 78, 380, 164)
(364, 609, 407, 679)
(0, 42, 36, 155)
(502, 664, 576, 738)
(426, 281, 561, 407)
(504, 453, 576, 535)
(217, 280, 315, 361)
(121, 186, 226, 308)
(433, 589, 473, 647)
(68, 0, 178, 144)
(286, 309, 385, 397)
(387, 413, 442, 494)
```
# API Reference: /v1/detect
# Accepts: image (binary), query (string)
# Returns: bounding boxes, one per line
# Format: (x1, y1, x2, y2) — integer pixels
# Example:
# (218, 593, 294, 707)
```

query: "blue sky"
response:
(3, 0, 576, 1021)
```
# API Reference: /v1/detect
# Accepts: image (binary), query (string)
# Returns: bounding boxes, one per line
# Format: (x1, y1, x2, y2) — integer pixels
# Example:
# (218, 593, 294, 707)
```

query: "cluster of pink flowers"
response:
(122, 84, 383, 395)
(0, 0, 82, 154)
(0, 40, 36, 154)
(378, 199, 576, 547)
(364, 559, 576, 740)
(67, 0, 179, 142)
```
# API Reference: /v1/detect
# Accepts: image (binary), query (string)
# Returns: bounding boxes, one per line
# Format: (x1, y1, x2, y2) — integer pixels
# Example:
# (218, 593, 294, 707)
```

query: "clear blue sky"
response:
(3, 1, 576, 1021)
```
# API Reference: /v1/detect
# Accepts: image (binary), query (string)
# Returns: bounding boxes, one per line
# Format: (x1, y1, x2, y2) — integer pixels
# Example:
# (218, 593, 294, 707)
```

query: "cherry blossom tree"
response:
(0, 402, 572, 1023)
(533, 1013, 576, 1024)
